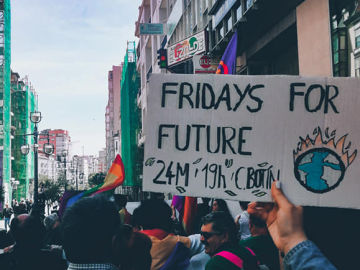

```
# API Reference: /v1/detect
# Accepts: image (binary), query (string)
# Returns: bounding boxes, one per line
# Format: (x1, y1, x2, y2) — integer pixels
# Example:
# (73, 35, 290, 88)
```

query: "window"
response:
(217, 24, 224, 43)
(355, 56, 360, 77)
(227, 16, 232, 33)
(236, 3, 242, 21)
(332, 30, 348, 76)
(245, 0, 253, 12)
(355, 27, 360, 49)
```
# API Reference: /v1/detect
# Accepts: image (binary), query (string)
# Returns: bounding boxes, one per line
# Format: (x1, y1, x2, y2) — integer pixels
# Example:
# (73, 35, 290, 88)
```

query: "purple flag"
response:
(216, 31, 238, 74)
(171, 195, 185, 217)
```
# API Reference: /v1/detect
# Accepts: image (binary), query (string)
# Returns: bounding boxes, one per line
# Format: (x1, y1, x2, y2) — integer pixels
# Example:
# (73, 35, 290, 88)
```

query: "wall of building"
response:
(0, 0, 12, 206)
(297, 0, 333, 76)
(105, 65, 123, 169)
(10, 73, 34, 200)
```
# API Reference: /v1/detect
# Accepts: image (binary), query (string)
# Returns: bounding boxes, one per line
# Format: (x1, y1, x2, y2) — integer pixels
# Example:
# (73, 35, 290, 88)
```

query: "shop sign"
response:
(167, 31, 206, 66)
(139, 23, 164, 35)
(193, 55, 219, 74)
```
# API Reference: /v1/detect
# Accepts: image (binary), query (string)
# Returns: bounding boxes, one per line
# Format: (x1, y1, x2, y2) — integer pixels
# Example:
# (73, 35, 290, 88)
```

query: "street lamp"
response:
(20, 144, 30, 155)
(62, 149, 68, 191)
(20, 111, 54, 205)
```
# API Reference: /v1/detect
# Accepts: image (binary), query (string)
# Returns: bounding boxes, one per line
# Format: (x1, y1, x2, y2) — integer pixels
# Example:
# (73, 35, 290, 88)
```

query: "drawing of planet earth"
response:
(294, 148, 345, 193)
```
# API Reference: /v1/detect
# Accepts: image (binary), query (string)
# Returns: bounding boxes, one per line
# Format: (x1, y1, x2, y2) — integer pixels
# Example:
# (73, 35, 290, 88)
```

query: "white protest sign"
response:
(143, 74, 360, 209)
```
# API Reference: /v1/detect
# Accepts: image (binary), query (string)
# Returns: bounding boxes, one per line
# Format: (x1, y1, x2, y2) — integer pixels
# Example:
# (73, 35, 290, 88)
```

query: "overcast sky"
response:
(11, 0, 140, 156)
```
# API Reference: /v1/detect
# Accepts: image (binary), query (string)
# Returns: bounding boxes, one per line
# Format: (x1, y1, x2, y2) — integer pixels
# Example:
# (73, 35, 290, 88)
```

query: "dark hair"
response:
(113, 225, 152, 270)
(114, 194, 128, 209)
(128, 232, 152, 270)
(249, 214, 267, 228)
(10, 214, 45, 248)
(0, 229, 14, 249)
(61, 195, 120, 263)
(213, 199, 231, 216)
(239, 201, 249, 211)
(201, 197, 211, 204)
(132, 199, 172, 232)
(202, 211, 238, 243)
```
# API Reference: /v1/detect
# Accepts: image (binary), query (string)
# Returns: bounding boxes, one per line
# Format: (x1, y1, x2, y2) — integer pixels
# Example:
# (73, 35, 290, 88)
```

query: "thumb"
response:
(271, 181, 292, 209)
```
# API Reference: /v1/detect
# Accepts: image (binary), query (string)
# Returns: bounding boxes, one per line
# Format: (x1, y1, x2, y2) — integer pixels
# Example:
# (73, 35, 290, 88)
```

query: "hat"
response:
(44, 213, 59, 230)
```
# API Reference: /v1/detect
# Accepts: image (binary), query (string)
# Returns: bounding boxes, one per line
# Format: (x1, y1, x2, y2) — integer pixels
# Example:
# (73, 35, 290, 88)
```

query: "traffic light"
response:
(157, 48, 167, 69)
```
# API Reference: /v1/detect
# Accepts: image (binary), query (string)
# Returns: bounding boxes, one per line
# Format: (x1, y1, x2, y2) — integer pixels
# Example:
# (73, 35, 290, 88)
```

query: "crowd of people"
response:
(0, 181, 338, 270)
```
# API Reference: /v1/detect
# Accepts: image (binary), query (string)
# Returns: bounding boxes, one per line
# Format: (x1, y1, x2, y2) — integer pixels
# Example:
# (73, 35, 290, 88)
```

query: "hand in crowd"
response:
(247, 181, 307, 255)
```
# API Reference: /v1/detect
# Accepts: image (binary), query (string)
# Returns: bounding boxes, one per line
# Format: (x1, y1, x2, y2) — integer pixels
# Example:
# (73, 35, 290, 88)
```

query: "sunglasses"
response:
(200, 231, 222, 240)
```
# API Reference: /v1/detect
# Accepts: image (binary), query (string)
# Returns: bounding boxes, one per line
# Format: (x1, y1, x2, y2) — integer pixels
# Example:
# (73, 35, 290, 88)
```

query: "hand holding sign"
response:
(248, 181, 307, 255)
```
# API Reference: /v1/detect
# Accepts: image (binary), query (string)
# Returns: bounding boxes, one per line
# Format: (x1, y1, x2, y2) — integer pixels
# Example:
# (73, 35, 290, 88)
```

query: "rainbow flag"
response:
(171, 195, 197, 234)
(64, 154, 125, 209)
(174, 196, 197, 235)
(182, 197, 197, 235)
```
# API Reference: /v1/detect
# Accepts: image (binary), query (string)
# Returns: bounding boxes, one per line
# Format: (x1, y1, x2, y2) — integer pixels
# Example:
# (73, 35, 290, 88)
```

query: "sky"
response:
(11, 0, 140, 156)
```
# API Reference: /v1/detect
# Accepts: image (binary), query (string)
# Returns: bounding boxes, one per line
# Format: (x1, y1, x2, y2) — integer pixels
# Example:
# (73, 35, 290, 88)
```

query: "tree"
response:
(57, 174, 68, 190)
(88, 172, 106, 187)
(40, 179, 63, 215)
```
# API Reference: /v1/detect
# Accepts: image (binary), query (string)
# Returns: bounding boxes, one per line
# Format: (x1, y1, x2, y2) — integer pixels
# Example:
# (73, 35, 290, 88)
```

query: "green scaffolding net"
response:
(0, 0, 11, 205)
(120, 41, 143, 187)
(11, 79, 36, 200)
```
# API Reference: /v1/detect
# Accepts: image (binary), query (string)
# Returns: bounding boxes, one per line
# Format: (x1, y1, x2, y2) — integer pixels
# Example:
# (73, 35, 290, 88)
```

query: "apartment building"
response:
(105, 65, 123, 170)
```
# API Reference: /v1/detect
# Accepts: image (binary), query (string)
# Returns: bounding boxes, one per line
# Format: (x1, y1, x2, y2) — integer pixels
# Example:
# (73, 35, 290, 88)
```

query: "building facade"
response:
(118, 41, 143, 198)
(134, 0, 360, 268)
(97, 148, 106, 173)
(105, 65, 123, 170)
(10, 73, 37, 201)
(39, 129, 71, 159)
(38, 153, 57, 182)
(0, 0, 11, 206)
(135, 0, 360, 153)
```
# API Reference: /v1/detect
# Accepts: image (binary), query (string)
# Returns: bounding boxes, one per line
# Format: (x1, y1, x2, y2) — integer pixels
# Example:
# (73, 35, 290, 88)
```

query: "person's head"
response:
(10, 214, 45, 249)
(44, 213, 60, 231)
(114, 194, 128, 209)
(200, 211, 238, 256)
(202, 197, 211, 205)
(132, 199, 172, 232)
(249, 214, 268, 237)
(150, 192, 165, 200)
(0, 229, 14, 249)
(61, 195, 120, 263)
(5, 203, 8, 208)
(113, 224, 152, 270)
(212, 199, 230, 215)
(239, 201, 249, 211)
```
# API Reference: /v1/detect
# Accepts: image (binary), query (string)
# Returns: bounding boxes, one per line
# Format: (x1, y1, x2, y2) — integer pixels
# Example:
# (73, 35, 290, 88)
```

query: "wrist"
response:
(282, 234, 307, 255)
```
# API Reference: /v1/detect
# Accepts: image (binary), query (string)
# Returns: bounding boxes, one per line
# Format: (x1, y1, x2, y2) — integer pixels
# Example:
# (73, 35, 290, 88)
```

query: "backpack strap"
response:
(215, 251, 243, 269)
(244, 246, 261, 266)
(245, 246, 256, 256)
